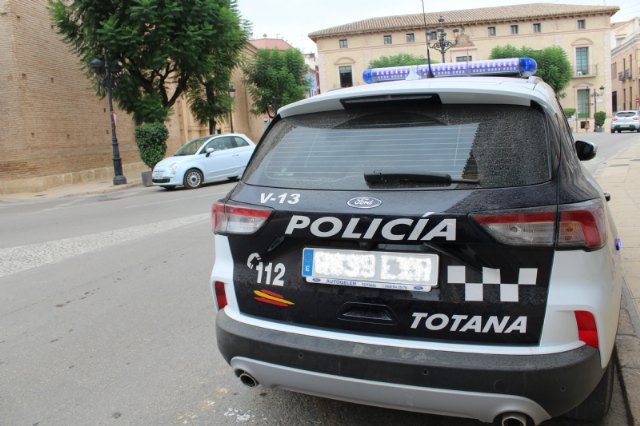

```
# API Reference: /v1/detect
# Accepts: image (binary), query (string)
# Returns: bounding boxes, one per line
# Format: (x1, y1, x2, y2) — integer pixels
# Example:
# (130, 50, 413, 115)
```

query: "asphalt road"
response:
(0, 132, 637, 425)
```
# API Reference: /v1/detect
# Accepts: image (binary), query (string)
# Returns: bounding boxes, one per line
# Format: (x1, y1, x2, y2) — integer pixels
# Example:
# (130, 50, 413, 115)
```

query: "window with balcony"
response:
(406, 33, 415, 42)
(511, 25, 519, 35)
(339, 39, 348, 48)
(533, 23, 541, 33)
(488, 27, 496, 36)
(575, 47, 589, 76)
(383, 35, 392, 45)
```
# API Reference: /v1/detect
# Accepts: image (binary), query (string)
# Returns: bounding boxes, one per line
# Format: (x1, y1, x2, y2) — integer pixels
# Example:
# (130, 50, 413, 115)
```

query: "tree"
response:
(369, 53, 429, 68)
(185, 1, 248, 134)
(186, 67, 235, 135)
(243, 48, 310, 118)
(490, 45, 573, 94)
(49, 0, 249, 125)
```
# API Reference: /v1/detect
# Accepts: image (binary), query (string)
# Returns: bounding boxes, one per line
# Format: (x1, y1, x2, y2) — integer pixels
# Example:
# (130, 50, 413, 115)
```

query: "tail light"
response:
(557, 199, 607, 249)
(575, 311, 598, 348)
(471, 199, 607, 250)
(214, 281, 228, 310)
(472, 207, 556, 246)
(212, 201, 272, 234)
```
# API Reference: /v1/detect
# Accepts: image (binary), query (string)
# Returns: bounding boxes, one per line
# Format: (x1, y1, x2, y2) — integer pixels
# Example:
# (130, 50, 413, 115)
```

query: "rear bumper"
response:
(611, 123, 640, 131)
(216, 310, 603, 424)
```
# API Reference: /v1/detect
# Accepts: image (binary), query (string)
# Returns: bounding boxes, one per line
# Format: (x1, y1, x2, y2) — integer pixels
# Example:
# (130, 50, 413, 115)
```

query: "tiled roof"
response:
(249, 38, 295, 50)
(308, 3, 619, 39)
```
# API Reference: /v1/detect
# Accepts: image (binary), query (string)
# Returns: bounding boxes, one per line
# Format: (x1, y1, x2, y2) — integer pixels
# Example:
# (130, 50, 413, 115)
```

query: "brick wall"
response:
(0, 0, 142, 193)
(0, 0, 264, 194)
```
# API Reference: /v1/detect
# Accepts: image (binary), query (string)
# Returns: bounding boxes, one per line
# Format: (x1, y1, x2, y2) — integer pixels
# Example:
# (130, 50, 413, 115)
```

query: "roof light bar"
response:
(362, 57, 537, 84)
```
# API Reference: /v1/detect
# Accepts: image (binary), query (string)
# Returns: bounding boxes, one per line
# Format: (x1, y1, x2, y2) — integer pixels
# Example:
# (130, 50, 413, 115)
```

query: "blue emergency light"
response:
(362, 57, 537, 84)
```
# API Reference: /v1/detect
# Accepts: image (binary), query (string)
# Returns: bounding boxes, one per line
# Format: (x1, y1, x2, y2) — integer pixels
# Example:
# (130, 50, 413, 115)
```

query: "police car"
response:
(210, 58, 623, 425)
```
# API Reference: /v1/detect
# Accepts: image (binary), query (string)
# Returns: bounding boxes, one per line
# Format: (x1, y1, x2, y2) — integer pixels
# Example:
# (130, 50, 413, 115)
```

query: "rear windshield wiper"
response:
(364, 171, 479, 185)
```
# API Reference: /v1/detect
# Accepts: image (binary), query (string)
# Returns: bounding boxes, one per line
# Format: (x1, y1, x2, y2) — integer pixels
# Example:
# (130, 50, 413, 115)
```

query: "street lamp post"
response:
(228, 85, 236, 133)
(592, 85, 605, 115)
(592, 85, 605, 132)
(90, 55, 127, 185)
(429, 16, 459, 63)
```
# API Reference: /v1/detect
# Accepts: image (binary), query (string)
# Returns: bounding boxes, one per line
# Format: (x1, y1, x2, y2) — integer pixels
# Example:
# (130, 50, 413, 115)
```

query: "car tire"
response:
(184, 169, 203, 189)
(563, 353, 615, 422)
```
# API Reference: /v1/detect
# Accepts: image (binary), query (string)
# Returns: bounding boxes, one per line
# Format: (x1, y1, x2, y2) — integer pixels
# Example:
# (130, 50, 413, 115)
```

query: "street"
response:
(1, 131, 637, 425)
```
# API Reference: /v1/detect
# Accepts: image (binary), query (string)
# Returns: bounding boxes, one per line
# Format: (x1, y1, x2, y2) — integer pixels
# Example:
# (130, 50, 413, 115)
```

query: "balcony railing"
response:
(618, 71, 625, 81)
(575, 66, 594, 77)
(624, 69, 632, 79)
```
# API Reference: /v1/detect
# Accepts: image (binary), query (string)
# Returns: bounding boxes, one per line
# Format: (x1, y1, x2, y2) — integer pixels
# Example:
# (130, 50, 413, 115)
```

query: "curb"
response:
(617, 282, 640, 425)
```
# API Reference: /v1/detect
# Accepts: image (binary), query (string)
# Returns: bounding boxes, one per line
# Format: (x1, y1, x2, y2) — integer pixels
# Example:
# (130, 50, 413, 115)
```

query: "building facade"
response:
(612, 18, 640, 112)
(0, 0, 264, 194)
(308, 3, 619, 121)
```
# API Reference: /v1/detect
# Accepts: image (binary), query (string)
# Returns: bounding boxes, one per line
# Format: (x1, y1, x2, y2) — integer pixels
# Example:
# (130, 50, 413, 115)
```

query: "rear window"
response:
(244, 104, 551, 190)
(615, 111, 638, 118)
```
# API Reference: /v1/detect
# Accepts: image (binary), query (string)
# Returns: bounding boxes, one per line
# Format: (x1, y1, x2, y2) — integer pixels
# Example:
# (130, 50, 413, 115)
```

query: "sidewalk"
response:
(595, 143, 640, 425)
(0, 175, 143, 202)
(1, 146, 640, 423)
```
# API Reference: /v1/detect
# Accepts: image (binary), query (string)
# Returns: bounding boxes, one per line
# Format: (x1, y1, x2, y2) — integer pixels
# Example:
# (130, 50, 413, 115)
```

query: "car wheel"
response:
(184, 169, 203, 189)
(610, 130, 614, 133)
(161, 185, 176, 190)
(563, 354, 614, 422)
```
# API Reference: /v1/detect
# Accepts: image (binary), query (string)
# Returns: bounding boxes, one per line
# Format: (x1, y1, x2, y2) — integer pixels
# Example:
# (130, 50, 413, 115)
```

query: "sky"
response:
(237, 0, 640, 53)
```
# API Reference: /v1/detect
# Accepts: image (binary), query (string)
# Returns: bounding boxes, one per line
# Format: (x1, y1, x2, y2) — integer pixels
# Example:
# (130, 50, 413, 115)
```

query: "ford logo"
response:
(347, 197, 382, 209)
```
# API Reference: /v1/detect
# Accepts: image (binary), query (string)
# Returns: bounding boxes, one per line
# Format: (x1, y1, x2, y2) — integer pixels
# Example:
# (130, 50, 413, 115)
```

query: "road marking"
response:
(0, 213, 208, 279)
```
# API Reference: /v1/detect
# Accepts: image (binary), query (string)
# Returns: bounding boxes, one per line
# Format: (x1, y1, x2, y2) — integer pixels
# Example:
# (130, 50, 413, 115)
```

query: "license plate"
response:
(301, 248, 438, 292)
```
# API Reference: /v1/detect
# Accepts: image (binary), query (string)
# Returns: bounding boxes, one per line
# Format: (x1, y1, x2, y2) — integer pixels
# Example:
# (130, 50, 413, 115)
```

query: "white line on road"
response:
(0, 213, 209, 279)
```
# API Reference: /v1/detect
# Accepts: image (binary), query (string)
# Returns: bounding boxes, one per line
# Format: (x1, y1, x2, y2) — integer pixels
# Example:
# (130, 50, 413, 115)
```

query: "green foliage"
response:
(369, 53, 427, 68)
(563, 108, 576, 118)
(185, 1, 248, 134)
(134, 122, 169, 169)
(49, 0, 251, 124)
(243, 48, 310, 118)
(490, 45, 573, 94)
(594, 111, 606, 128)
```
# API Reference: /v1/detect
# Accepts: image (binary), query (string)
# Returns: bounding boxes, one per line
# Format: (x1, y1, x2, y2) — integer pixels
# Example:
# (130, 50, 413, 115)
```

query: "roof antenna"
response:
(422, 0, 434, 78)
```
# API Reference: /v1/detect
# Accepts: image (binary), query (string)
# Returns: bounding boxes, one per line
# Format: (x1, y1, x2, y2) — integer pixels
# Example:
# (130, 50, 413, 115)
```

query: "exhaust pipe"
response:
(235, 369, 259, 387)
(500, 412, 530, 426)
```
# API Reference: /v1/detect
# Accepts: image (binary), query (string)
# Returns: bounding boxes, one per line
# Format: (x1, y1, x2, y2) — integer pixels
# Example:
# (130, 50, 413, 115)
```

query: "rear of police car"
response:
(210, 59, 622, 425)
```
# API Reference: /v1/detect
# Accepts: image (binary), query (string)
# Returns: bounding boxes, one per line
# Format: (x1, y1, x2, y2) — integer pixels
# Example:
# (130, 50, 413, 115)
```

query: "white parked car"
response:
(610, 110, 640, 133)
(152, 134, 255, 189)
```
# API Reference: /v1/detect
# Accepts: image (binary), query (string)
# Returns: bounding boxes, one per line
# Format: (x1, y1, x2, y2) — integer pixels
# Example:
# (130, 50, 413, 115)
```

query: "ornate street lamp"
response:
(592, 85, 605, 114)
(89, 55, 127, 185)
(429, 16, 459, 63)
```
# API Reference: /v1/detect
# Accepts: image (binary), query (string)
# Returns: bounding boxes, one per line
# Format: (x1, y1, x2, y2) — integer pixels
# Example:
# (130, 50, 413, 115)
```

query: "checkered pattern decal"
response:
(448, 266, 537, 302)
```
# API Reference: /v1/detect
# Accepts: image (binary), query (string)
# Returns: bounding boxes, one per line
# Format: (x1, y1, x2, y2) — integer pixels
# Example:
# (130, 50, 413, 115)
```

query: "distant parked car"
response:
(152, 134, 256, 189)
(610, 110, 640, 133)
